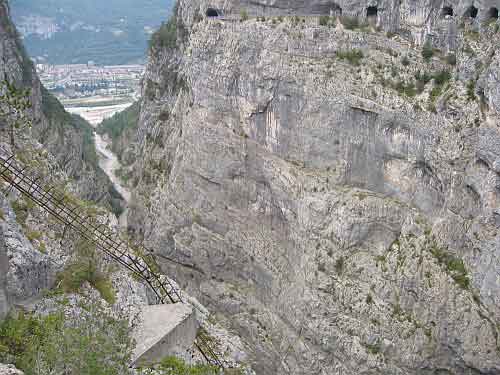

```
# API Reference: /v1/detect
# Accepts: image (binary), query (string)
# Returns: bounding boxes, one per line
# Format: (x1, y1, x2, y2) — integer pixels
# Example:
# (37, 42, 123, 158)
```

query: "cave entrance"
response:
(464, 5, 478, 19)
(367, 6, 378, 18)
(332, 4, 342, 17)
(488, 7, 499, 20)
(441, 6, 454, 18)
(206, 8, 220, 17)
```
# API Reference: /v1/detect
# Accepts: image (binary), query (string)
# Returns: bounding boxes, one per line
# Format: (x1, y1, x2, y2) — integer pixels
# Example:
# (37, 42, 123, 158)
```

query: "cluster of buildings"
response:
(36, 63, 144, 99)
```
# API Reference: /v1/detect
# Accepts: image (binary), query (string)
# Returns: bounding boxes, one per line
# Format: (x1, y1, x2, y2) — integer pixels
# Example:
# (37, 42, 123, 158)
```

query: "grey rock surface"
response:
(0, 364, 23, 375)
(126, 1, 500, 374)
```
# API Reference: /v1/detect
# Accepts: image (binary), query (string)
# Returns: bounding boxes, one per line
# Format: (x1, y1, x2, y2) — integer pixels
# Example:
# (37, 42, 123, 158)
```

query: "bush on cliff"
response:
(0, 298, 134, 375)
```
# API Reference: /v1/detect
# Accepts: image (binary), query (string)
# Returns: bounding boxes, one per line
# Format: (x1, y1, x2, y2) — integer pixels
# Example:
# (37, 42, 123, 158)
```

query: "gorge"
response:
(1, 0, 500, 374)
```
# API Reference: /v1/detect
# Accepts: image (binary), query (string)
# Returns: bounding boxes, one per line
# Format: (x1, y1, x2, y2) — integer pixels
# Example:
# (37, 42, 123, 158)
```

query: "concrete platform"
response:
(131, 303, 198, 367)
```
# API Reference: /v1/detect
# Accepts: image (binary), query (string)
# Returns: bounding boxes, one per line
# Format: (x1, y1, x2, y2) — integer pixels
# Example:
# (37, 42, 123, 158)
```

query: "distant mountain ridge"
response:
(10, 0, 173, 65)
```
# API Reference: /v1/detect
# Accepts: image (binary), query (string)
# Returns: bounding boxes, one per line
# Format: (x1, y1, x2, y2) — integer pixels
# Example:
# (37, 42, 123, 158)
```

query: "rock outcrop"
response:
(126, 1, 500, 374)
(0, 364, 23, 375)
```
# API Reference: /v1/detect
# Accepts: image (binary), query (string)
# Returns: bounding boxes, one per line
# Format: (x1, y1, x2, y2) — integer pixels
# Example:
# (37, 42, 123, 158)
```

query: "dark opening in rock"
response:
(464, 5, 478, 18)
(488, 7, 499, 19)
(206, 8, 219, 17)
(441, 6, 454, 17)
(367, 6, 378, 18)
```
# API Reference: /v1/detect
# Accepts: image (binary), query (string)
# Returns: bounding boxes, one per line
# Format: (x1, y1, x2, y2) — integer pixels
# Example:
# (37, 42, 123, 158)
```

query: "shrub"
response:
(159, 356, 218, 375)
(429, 245, 470, 289)
(432, 70, 451, 86)
(319, 16, 329, 26)
(150, 17, 177, 49)
(240, 9, 249, 21)
(0, 298, 134, 375)
(445, 53, 457, 66)
(335, 256, 344, 275)
(340, 16, 360, 30)
(414, 70, 432, 93)
(466, 80, 476, 101)
(57, 239, 116, 304)
(422, 41, 434, 61)
(336, 49, 364, 66)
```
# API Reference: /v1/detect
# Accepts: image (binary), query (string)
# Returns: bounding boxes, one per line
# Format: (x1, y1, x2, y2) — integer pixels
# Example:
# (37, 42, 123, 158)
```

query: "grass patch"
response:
(422, 41, 434, 62)
(158, 356, 219, 374)
(0, 300, 134, 375)
(336, 49, 364, 66)
(57, 239, 116, 304)
(429, 245, 470, 290)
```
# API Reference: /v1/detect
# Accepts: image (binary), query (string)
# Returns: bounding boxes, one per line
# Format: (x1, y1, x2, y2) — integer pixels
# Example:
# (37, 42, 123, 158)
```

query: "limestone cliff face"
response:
(128, 1, 500, 373)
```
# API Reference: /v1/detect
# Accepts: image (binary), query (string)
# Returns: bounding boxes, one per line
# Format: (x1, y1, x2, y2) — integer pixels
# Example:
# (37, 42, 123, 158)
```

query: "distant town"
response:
(36, 63, 144, 101)
(36, 63, 144, 126)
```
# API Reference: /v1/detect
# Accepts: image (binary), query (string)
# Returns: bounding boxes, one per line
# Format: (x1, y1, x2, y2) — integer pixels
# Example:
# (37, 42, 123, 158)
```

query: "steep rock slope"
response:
(128, 1, 500, 374)
(0, 0, 124, 315)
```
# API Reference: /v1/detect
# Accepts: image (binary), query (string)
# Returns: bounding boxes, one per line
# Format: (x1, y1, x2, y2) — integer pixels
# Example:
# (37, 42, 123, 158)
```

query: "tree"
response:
(0, 79, 32, 148)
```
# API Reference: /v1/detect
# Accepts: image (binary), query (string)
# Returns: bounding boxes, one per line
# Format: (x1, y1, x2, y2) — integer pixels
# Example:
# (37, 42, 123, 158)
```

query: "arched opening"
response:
(487, 7, 499, 19)
(441, 6, 454, 17)
(332, 5, 342, 17)
(366, 6, 378, 18)
(464, 5, 478, 19)
(206, 8, 220, 17)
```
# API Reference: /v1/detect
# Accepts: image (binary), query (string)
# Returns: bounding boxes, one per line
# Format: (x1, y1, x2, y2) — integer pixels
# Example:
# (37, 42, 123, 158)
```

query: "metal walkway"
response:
(0, 154, 223, 368)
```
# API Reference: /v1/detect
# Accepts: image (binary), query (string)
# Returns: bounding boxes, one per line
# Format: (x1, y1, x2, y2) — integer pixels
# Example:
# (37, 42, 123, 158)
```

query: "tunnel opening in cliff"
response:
(464, 5, 478, 18)
(366, 6, 378, 19)
(206, 8, 220, 17)
(488, 7, 499, 19)
(441, 6, 454, 17)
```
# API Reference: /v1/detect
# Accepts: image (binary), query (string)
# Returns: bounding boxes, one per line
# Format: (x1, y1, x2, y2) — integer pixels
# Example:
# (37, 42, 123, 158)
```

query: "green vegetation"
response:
(154, 356, 219, 375)
(150, 15, 178, 50)
(240, 9, 249, 22)
(97, 101, 140, 162)
(57, 239, 116, 304)
(432, 70, 452, 86)
(0, 79, 32, 148)
(12, 199, 30, 226)
(467, 80, 477, 101)
(335, 256, 344, 275)
(41, 86, 99, 169)
(364, 340, 381, 355)
(336, 49, 364, 66)
(422, 41, 434, 62)
(401, 55, 410, 66)
(340, 16, 364, 30)
(414, 70, 432, 93)
(445, 53, 457, 66)
(0, 299, 133, 375)
(429, 245, 470, 289)
(319, 16, 335, 27)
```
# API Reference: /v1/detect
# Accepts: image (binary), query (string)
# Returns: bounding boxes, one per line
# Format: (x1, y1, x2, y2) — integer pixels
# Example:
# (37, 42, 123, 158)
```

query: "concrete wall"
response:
(132, 304, 198, 367)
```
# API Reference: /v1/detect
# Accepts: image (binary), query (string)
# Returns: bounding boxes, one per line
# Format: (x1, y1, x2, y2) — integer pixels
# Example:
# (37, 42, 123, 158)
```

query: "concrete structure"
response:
(131, 303, 198, 367)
